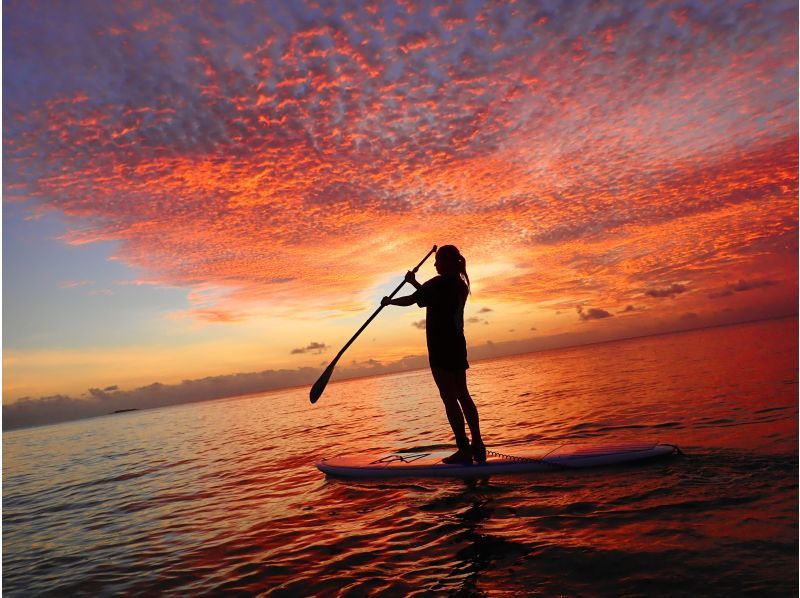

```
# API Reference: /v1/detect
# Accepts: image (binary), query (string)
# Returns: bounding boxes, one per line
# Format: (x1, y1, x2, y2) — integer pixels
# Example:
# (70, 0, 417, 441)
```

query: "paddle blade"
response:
(310, 363, 335, 404)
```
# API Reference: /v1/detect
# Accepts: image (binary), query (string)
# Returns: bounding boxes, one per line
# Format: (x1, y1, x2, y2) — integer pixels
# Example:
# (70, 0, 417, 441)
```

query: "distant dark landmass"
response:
(112, 409, 139, 414)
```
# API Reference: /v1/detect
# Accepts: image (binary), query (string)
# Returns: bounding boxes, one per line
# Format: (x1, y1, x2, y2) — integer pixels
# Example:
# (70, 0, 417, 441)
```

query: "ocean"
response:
(3, 317, 797, 596)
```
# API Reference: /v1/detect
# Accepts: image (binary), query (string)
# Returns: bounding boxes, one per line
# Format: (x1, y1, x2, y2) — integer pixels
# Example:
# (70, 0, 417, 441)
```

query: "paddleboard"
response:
(316, 442, 680, 478)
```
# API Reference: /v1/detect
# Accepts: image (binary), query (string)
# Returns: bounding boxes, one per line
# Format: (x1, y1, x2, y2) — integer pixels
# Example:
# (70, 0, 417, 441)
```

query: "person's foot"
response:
(471, 440, 487, 463)
(442, 448, 472, 464)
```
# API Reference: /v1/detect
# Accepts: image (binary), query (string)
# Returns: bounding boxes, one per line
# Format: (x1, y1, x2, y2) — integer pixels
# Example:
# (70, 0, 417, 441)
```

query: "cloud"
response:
(577, 306, 613, 321)
(709, 278, 779, 298)
(2, 0, 798, 408)
(645, 283, 688, 298)
(349, 359, 381, 367)
(170, 308, 246, 323)
(4, 368, 317, 430)
(731, 279, 777, 292)
(60, 280, 93, 289)
(681, 312, 699, 321)
(411, 319, 426, 329)
(478, 307, 493, 313)
(620, 305, 637, 313)
(708, 289, 734, 299)
(3, 354, 432, 430)
(290, 341, 328, 355)
(2, 0, 795, 324)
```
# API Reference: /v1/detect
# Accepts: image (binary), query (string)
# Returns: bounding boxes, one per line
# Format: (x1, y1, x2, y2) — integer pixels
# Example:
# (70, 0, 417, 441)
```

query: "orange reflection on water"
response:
(3, 319, 797, 594)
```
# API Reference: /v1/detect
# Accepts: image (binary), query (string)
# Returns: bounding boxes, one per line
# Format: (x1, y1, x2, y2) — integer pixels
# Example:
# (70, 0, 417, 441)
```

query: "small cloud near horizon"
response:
(645, 283, 688, 298)
(709, 289, 734, 299)
(349, 358, 383, 368)
(732, 279, 777, 292)
(291, 341, 328, 355)
(709, 279, 778, 298)
(577, 306, 613, 321)
(411, 320, 426, 329)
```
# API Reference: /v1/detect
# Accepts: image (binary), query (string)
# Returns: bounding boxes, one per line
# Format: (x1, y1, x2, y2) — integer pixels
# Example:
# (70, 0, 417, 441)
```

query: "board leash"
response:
(485, 448, 565, 469)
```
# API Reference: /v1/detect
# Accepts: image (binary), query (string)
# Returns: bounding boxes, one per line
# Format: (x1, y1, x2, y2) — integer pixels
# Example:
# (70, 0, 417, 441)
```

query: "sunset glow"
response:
(3, 0, 797, 425)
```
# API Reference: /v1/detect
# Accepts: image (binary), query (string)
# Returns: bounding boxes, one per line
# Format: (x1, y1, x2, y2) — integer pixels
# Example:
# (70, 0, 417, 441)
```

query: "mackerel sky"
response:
(3, 0, 797, 412)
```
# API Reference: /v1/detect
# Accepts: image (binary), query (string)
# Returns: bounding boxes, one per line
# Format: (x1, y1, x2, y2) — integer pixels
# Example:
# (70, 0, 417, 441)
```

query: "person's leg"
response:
(453, 369, 481, 441)
(431, 367, 471, 462)
(453, 369, 486, 461)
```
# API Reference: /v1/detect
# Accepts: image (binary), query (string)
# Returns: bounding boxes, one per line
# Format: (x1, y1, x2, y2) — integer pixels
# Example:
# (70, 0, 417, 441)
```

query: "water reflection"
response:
(3, 318, 797, 595)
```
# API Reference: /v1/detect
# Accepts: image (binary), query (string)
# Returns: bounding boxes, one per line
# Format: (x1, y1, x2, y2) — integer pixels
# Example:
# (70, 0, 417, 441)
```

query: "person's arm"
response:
(381, 272, 427, 307)
(382, 295, 417, 307)
(404, 271, 422, 290)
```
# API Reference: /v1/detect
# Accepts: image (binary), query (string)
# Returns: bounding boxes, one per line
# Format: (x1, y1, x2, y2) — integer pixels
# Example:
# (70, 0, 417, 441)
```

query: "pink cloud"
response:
(2, 0, 796, 324)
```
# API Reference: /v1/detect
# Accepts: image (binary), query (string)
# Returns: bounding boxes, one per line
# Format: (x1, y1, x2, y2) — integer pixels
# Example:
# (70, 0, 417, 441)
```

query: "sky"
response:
(3, 0, 798, 428)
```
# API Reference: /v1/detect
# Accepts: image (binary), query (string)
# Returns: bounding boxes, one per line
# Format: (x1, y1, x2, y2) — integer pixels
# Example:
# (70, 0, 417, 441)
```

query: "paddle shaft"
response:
(330, 244, 437, 366)
(309, 245, 437, 403)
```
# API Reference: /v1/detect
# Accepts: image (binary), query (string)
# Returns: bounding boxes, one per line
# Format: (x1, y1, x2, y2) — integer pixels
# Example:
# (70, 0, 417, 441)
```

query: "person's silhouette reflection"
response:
(383, 245, 486, 464)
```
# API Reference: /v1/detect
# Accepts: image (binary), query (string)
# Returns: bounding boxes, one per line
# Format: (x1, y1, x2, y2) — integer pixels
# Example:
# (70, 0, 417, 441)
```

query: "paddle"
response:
(309, 245, 438, 404)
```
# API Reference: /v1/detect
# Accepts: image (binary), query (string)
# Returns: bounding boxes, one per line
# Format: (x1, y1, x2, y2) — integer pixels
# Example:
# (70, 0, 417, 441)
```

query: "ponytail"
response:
(459, 255, 471, 294)
(437, 244, 470, 295)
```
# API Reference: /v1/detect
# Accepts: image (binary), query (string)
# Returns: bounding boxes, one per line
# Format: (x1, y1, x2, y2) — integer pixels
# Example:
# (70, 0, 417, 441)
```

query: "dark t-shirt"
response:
(411, 274, 469, 370)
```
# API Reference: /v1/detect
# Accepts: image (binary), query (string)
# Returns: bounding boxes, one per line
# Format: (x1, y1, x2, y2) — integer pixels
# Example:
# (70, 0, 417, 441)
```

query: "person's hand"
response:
(404, 271, 417, 285)
(381, 296, 392, 307)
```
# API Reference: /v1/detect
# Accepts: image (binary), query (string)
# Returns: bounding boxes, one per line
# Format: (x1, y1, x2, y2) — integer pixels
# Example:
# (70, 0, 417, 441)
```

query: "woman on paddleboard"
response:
(382, 245, 486, 464)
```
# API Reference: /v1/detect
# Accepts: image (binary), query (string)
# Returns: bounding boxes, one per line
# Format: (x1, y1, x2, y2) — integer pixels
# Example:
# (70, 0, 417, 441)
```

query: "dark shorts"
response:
(427, 339, 469, 371)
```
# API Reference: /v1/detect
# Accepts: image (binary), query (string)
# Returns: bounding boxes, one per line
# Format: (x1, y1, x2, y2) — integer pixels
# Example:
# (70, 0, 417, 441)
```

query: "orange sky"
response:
(3, 1, 797, 421)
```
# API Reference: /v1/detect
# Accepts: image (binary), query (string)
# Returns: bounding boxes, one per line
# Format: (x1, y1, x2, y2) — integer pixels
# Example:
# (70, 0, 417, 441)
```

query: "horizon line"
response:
(4, 312, 796, 433)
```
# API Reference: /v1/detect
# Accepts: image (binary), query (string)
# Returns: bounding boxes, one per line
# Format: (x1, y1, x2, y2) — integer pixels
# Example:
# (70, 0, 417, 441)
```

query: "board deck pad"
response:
(317, 442, 679, 478)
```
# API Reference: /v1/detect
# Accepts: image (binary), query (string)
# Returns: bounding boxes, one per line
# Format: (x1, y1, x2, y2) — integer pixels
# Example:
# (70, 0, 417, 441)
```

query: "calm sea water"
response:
(4, 318, 798, 596)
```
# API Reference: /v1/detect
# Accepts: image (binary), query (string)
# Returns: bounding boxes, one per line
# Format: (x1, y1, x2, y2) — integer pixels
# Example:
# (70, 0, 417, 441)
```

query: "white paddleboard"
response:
(317, 442, 680, 478)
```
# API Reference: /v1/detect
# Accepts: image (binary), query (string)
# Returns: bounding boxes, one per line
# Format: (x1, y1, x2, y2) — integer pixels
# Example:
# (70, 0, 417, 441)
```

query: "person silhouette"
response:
(382, 245, 486, 464)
